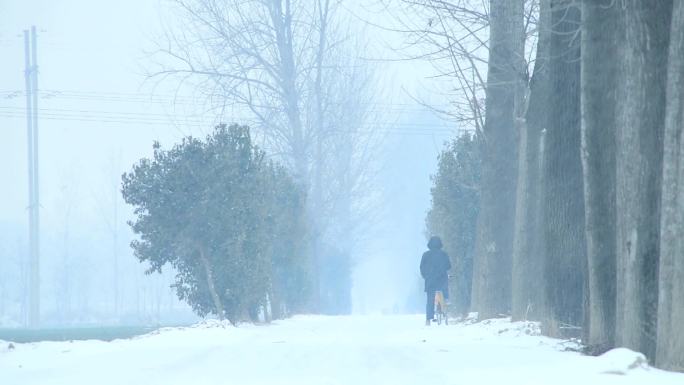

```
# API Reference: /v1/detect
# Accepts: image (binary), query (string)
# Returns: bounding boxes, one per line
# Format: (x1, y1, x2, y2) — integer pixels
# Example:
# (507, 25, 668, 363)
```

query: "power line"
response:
(0, 89, 461, 111)
(0, 114, 456, 136)
(0, 87, 465, 136)
(0, 105, 461, 132)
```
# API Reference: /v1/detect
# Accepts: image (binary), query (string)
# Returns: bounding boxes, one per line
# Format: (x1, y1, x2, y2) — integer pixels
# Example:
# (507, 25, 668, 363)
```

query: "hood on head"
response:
(427, 236, 443, 250)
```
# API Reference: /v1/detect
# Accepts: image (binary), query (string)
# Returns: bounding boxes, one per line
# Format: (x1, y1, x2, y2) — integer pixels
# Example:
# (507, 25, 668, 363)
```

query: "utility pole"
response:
(24, 26, 40, 328)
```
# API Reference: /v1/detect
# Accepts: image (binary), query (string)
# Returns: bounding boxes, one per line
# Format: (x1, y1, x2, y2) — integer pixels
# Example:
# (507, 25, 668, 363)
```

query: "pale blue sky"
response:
(0, 0, 457, 317)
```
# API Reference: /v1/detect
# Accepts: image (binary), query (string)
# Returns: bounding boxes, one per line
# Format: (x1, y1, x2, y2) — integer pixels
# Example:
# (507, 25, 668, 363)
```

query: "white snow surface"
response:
(1, 315, 682, 385)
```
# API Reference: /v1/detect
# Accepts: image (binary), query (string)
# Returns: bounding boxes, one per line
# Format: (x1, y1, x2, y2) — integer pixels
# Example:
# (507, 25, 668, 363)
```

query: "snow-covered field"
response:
(1, 315, 682, 385)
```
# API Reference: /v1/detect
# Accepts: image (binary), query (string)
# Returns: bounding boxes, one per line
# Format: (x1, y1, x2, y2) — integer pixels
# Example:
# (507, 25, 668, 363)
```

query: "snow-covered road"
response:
(1, 315, 682, 385)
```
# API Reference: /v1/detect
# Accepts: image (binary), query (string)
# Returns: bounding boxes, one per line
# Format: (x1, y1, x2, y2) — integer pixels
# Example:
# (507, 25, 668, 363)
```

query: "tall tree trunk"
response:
(270, 0, 307, 181)
(542, 0, 585, 336)
(269, 266, 285, 320)
(199, 246, 225, 321)
(580, 0, 620, 351)
(614, 0, 671, 359)
(269, 0, 316, 313)
(511, 0, 550, 322)
(310, 0, 330, 314)
(471, 0, 522, 319)
(656, 0, 684, 371)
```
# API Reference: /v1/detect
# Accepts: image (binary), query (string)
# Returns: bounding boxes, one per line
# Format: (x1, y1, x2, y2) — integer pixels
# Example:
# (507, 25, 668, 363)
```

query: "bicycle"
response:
(433, 290, 448, 325)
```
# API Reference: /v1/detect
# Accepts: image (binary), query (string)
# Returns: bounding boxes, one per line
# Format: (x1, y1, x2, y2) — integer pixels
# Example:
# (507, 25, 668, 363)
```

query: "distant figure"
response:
(420, 236, 452, 325)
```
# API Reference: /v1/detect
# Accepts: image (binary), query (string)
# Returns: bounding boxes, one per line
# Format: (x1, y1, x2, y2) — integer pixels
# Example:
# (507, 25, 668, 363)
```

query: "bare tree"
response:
(54, 171, 81, 324)
(151, 0, 381, 313)
(153, 0, 312, 177)
(380, 0, 539, 132)
(92, 151, 124, 319)
(388, 0, 526, 319)
(384, 0, 548, 321)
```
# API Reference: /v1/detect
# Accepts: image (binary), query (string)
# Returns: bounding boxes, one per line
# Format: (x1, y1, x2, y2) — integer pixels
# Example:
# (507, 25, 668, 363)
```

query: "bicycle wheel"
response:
(434, 291, 448, 326)
(434, 291, 445, 325)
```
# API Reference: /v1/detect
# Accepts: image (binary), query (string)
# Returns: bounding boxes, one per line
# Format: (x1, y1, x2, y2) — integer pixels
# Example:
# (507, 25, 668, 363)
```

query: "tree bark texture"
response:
(656, 0, 684, 371)
(511, 0, 550, 322)
(614, 0, 671, 359)
(542, 0, 586, 335)
(471, 0, 522, 319)
(199, 246, 225, 321)
(269, 0, 307, 181)
(580, 0, 620, 351)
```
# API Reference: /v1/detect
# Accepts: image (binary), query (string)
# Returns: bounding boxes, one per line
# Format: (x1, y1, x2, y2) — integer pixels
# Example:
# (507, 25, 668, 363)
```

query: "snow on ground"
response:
(1, 315, 682, 385)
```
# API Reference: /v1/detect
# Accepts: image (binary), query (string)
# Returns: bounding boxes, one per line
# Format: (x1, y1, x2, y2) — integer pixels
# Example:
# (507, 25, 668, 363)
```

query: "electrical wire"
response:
(0, 89, 464, 136)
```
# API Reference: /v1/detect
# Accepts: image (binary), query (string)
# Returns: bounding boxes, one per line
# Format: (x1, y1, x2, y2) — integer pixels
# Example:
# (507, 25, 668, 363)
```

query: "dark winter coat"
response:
(420, 236, 452, 293)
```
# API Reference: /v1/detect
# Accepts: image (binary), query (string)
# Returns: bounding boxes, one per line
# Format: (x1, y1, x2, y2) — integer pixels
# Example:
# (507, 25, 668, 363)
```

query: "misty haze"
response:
(1, 0, 683, 384)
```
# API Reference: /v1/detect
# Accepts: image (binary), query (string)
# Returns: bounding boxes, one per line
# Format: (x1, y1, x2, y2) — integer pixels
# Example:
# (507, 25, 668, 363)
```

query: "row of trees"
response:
(122, 125, 309, 325)
(423, 0, 683, 371)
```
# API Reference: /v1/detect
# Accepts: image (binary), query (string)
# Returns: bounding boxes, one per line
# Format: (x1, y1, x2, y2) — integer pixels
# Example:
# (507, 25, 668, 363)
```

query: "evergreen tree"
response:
(427, 132, 482, 316)
(266, 164, 310, 318)
(121, 124, 308, 325)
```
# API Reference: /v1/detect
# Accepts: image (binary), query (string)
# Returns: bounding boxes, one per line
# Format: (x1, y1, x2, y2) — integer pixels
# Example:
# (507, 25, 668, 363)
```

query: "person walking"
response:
(420, 236, 451, 325)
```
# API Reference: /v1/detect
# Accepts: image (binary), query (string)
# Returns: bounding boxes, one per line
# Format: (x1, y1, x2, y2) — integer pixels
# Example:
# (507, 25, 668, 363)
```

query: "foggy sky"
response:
(0, 0, 456, 324)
